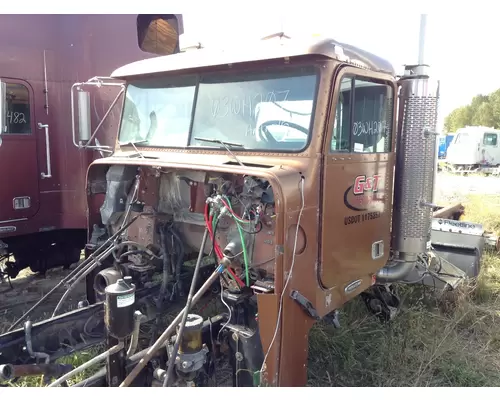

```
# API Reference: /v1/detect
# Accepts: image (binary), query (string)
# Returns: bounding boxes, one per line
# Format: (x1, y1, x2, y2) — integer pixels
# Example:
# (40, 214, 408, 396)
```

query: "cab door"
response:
(319, 67, 396, 290)
(0, 79, 40, 225)
(481, 132, 500, 165)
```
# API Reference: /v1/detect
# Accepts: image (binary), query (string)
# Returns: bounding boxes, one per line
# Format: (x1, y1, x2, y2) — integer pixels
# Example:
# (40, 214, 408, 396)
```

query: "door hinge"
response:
(290, 290, 319, 321)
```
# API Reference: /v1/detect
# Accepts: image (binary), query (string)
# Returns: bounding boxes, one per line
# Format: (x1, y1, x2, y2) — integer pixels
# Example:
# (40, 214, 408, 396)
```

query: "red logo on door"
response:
(353, 175, 381, 195)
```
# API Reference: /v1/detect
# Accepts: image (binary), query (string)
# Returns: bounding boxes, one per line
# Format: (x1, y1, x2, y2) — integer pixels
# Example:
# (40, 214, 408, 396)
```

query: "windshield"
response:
(453, 132, 474, 145)
(118, 66, 319, 152)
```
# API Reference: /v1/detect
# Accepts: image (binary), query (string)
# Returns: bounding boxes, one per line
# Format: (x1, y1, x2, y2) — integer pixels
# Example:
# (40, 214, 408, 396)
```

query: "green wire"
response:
(212, 212, 217, 232)
(223, 196, 250, 286)
(221, 198, 252, 224)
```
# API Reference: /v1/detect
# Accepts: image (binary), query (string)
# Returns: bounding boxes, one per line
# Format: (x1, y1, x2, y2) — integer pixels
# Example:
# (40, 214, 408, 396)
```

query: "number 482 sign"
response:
(7, 111, 26, 124)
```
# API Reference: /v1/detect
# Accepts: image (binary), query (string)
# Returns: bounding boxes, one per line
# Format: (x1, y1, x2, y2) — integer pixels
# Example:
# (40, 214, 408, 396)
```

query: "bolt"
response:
(182, 361, 190, 369)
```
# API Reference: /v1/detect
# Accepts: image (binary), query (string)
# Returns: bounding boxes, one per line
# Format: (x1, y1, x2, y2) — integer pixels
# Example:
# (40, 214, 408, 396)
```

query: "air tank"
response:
(104, 277, 136, 340)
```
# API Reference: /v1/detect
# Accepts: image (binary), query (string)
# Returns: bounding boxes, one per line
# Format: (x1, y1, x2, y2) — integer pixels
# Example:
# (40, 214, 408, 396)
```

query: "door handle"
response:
(37, 122, 52, 179)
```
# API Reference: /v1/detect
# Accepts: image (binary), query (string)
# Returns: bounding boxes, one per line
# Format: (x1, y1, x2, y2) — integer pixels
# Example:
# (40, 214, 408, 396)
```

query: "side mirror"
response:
(0, 81, 6, 135)
(71, 76, 122, 153)
(76, 90, 91, 144)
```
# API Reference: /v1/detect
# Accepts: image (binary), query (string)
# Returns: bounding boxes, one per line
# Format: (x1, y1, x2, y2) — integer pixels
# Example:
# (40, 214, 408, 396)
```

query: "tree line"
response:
(444, 89, 500, 133)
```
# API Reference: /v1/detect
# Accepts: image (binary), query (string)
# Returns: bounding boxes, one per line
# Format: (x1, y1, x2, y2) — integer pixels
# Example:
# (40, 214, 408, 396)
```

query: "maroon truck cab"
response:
(0, 14, 183, 278)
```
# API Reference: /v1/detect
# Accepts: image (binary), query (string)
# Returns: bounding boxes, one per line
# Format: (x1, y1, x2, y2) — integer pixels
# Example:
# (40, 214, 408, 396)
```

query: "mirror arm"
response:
(83, 87, 125, 150)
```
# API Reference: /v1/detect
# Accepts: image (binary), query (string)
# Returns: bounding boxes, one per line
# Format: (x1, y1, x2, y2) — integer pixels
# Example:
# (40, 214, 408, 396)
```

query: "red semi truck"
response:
(0, 14, 183, 279)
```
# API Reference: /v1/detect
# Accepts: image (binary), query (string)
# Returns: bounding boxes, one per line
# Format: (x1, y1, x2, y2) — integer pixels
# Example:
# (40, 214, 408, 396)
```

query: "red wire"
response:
(204, 202, 245, 288)
(226, 268, 245, 287)
(219, 198, 252, 222)
(198, 298, 213, 314)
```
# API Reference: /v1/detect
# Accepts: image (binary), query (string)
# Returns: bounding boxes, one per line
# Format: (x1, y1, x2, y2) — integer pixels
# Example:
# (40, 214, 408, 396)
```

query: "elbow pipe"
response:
(375, 255, 417, 283)
(24, 321, 50, 364)
(94, 267, 122, 296)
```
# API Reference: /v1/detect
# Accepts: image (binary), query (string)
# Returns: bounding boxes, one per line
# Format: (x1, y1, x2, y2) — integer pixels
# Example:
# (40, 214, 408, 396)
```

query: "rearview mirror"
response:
(0, 81, 6, 135)
(76, 90, 91, 144)
(137, 14, 184, 56)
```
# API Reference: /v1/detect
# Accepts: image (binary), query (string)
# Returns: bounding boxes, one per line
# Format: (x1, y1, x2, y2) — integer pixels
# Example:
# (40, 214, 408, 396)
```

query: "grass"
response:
(5, 346, 104, 387)
(307, 193, 500, 387)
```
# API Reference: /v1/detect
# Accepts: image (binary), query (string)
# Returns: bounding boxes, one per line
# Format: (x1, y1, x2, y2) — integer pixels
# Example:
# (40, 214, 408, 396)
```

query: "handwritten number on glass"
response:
(7, 111, 27, 125)
(211, 90, 290, 119)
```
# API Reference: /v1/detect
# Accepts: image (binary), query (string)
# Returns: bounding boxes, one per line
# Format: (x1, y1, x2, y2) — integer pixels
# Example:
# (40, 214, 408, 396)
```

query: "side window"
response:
(330, 76, 393, 153)
(4, 83, 31, 135)
(483, 133, 498, 146)
(331, 77, 351, 151)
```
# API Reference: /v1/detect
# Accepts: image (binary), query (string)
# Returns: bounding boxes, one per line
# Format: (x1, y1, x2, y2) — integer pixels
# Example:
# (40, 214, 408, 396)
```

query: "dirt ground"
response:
(0, 266, 87, 333)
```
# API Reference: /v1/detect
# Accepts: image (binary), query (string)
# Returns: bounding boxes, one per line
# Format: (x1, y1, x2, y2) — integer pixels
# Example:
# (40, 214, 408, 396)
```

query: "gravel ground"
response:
(435, 172, 500, 203)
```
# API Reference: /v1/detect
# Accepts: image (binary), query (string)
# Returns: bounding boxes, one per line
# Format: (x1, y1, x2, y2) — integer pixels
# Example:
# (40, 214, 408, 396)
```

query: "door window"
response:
(330, 76, 393, 153)
(3, 83, 31, 135)
(483, 133, 498, 146)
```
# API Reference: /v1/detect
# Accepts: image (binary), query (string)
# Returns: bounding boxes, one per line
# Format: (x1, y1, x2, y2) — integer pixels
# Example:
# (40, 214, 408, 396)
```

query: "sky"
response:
(180, 10, 499, 131)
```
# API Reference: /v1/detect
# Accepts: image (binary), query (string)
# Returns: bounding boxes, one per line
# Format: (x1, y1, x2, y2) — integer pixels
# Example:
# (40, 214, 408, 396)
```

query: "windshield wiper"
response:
(119, 139, 148, 158)
(194, 137, 246, 167)
(194, 137, 244, 148)
(121, 139, 149, 146)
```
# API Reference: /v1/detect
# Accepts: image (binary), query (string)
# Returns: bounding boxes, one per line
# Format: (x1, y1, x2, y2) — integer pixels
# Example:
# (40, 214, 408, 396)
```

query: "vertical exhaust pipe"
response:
(418, 14, 427, 65)
(377, 14, 440, 282)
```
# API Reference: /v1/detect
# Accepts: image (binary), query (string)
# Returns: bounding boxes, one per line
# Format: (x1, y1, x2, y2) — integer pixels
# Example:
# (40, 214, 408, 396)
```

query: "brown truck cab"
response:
(73, 32, 483, 387)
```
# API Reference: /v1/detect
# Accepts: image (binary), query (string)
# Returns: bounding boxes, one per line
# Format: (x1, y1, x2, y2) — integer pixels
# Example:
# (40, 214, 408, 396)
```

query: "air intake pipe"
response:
(376, 63, 440, 283)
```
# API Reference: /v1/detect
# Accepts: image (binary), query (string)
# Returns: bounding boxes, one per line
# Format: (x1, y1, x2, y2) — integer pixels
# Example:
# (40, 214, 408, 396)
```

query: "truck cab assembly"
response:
(1, 16, 498, 387)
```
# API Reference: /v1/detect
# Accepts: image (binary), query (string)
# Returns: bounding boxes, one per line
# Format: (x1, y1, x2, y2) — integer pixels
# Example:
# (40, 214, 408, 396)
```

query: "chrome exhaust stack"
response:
(376, 23, 441, 283)
(392, 65, 440, 252)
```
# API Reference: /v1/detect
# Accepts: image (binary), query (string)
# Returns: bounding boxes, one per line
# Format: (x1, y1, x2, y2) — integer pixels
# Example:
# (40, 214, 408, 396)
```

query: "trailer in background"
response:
(0, 14, 183, 280)
(438, 133, 454, 159)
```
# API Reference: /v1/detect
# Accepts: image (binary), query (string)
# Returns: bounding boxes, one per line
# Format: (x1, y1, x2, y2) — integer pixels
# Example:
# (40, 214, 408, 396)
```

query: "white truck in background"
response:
(441, 125, 500, 175)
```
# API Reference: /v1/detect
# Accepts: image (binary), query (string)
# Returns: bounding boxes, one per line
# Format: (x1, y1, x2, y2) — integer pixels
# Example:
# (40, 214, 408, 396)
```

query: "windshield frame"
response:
(115, 61, 322, 155)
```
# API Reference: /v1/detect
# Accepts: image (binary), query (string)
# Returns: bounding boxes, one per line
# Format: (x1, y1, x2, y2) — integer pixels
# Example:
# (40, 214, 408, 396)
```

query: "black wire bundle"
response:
(150, 223, 186, 345)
